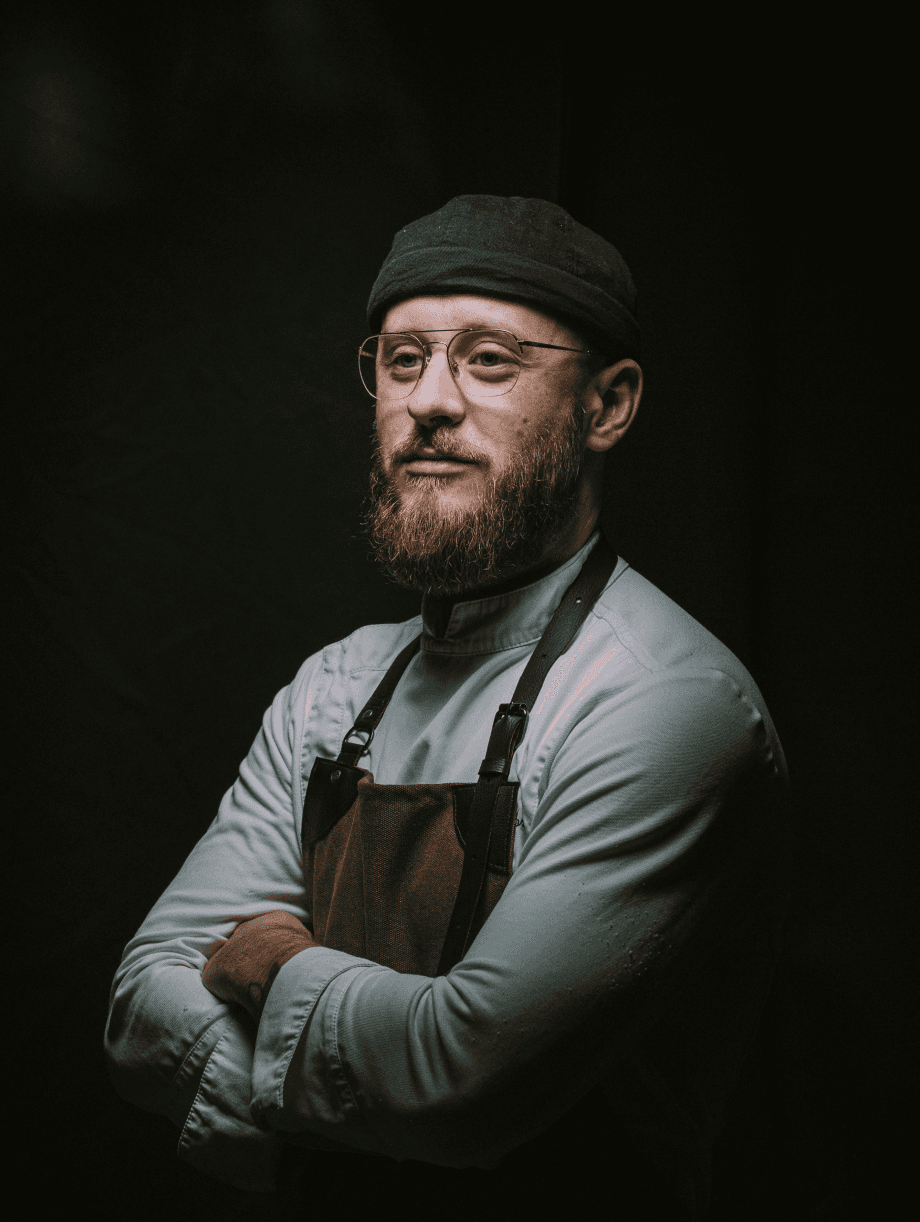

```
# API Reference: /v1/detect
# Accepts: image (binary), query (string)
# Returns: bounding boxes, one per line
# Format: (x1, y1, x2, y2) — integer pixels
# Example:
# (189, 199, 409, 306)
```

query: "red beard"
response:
(365, 407, 585, 597)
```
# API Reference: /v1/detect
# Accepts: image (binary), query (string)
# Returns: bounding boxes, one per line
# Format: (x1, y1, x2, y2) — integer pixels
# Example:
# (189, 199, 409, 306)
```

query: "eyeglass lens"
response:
(358, 330, 525, 400)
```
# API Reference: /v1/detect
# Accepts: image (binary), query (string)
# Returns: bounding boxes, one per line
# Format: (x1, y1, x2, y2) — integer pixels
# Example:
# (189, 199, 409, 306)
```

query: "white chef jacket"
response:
(105, 535, 789, 1212)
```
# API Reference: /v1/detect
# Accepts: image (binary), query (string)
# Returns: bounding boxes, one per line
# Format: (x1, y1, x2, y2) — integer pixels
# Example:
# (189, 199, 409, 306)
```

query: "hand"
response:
(202, 911, 319, 1021)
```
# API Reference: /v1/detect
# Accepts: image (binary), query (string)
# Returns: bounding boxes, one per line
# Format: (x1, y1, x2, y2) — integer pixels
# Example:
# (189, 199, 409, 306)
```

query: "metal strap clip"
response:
(340, 725, 374, 760)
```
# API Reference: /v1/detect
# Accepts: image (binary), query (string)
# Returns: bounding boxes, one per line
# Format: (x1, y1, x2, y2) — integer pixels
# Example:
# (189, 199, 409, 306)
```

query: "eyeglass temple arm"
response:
(518, 341, 595, 354)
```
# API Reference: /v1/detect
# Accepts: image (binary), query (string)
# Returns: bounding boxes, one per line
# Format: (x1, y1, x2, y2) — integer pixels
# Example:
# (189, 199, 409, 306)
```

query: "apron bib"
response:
(303, 774, 517, 976)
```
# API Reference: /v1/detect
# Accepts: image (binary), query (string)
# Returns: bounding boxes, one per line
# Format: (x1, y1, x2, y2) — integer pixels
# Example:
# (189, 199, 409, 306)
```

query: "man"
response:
(106, 196, 789, 1220)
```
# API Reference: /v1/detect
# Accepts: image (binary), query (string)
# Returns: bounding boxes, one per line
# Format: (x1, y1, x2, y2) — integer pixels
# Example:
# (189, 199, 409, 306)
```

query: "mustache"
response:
(387, 429, 485, 466)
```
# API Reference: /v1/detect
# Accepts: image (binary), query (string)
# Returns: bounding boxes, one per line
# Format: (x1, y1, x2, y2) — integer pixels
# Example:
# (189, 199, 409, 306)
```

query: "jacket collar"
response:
(420, 533, 600, 655)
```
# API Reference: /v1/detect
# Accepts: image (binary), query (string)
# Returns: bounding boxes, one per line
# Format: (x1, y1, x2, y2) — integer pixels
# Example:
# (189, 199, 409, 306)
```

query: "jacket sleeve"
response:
(249, 665, 789, 1169)
(104, 654, 327, 1192)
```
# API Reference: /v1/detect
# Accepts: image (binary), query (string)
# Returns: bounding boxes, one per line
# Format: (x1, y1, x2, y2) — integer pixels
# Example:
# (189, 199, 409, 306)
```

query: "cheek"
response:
(376, 411, 408, 456)
(507, 406, 551, 449)
(375, 406, 391, 437)
(509, 385, 562, 439)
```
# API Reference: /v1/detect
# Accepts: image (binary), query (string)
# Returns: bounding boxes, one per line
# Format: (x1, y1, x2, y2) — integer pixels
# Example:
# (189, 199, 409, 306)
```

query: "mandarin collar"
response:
(420, 533, 600, 655)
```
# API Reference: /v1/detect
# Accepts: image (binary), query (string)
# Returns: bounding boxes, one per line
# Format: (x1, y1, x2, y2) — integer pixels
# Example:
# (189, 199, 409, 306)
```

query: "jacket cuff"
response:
(250, 946, 378, 1133)
(178, 1021, 282, 1192)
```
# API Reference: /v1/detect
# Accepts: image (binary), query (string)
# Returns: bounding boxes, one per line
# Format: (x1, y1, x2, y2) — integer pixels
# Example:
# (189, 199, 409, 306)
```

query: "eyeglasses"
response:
(358, 328, 597, 401)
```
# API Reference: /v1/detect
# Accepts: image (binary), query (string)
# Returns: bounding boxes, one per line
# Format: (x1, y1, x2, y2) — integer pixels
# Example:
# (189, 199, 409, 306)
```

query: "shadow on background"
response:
(2, 4, 911, 1218)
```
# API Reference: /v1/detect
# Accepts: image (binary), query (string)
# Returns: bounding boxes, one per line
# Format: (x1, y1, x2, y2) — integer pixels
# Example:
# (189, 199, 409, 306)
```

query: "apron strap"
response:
(509, 536, 619, 711)
(336, 634, 422, 768)
(437, 537, 619, 974)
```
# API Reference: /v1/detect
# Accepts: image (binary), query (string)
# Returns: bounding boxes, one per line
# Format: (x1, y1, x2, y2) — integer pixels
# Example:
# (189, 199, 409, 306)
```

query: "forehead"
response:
(381, 294, 577, 344)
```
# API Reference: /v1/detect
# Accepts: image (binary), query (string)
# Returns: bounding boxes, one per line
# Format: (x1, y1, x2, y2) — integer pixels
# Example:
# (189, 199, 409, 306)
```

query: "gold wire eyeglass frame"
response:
(358, 328, 598, 400)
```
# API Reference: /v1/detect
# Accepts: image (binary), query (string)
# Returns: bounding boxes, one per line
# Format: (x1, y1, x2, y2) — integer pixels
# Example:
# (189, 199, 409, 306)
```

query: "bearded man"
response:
(106, 197, 789, 1221)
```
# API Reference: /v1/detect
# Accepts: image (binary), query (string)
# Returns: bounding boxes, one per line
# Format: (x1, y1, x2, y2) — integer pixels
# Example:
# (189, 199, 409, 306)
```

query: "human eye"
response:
(380, 339, 423, 379)
(471, 348, 509, 367)
(463, 336, 521, 382)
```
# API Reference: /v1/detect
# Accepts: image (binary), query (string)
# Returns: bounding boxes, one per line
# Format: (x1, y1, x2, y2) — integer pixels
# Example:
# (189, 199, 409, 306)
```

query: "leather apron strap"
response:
(437, 536, 618, 973)
(336, 634, 422, 768)
(301, 635, 421, 848)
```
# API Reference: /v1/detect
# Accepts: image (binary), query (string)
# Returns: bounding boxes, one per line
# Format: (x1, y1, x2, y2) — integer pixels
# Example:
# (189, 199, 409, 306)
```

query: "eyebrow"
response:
(382, 326, 555, 345)
(381, 326, 496, 336)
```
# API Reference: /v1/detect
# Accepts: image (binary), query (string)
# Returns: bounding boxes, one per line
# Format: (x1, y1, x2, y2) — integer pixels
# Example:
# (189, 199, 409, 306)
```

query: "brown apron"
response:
(300, 538, 618, 977)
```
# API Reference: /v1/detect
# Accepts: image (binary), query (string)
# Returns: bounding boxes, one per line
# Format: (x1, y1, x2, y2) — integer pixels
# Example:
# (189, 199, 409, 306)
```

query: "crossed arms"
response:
(105, 641, 787, 1192)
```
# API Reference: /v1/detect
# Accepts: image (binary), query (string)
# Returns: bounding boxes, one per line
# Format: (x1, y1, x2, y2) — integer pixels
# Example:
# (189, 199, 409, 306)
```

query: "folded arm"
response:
(104, 659, 322, 1192)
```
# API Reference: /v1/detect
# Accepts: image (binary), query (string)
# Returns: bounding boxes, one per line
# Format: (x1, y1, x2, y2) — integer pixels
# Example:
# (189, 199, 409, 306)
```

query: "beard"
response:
(364, 404, 586, 597)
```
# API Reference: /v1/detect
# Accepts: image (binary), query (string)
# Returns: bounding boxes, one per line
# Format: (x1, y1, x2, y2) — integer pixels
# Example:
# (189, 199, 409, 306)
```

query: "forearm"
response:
(106, 952, 284, 1191)
(106, 954, 230, 1124)
(104, 659, 320, 1188)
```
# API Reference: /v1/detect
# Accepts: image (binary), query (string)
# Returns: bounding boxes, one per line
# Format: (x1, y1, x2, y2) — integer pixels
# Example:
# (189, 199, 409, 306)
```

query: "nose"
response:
(405, 342, 466, 429)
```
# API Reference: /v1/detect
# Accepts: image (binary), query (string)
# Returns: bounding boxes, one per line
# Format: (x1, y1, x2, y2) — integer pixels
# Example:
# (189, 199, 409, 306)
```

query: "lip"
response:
(401, 456, 476, 475)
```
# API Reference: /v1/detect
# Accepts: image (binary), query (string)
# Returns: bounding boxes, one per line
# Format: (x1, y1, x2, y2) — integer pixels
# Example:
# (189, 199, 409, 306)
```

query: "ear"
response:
(583, 359, 642, 453)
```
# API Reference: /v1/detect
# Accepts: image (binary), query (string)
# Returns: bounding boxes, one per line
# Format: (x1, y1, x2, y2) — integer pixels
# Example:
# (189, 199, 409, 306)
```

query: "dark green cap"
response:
(367, 195, 640, 359)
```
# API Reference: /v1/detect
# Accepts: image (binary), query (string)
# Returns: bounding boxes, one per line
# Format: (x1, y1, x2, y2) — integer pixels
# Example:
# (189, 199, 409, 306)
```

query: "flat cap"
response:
(367, 195, 639, 358)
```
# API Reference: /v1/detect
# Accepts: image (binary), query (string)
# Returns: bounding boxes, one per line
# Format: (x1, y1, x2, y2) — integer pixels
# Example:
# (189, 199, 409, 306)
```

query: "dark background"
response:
(2, 4, 912, 1219)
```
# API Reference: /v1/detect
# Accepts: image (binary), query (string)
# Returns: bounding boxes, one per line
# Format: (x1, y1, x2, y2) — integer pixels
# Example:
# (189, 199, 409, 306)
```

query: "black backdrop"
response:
(2, 5, 912, 1220)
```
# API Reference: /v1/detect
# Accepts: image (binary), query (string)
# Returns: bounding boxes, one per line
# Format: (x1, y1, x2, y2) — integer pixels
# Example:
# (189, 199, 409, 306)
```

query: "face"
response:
(365, 294, 596, 597)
